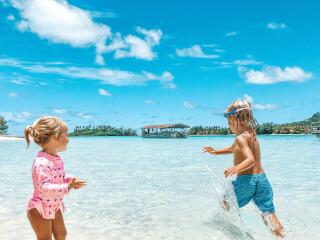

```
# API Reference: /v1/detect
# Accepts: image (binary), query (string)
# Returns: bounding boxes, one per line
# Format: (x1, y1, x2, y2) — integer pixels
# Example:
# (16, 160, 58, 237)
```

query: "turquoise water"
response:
(0, 135, 319, 239)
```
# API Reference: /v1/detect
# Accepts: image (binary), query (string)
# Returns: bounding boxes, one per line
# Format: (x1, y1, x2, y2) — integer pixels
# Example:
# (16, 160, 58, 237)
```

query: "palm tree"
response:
(0, 116, 9, 134)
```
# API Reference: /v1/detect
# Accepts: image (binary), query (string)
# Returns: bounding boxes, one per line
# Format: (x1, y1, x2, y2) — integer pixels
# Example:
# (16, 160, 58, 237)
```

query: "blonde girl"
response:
(25, 116, 86, 240)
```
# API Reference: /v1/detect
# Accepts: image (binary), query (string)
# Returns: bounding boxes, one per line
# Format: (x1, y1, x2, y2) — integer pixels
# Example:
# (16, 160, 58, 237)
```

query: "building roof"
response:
(141, 123, 190, 129)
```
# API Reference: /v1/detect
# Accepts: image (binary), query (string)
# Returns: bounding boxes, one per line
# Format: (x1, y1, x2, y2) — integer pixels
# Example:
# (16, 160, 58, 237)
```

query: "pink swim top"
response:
(27, 151, 73, 219)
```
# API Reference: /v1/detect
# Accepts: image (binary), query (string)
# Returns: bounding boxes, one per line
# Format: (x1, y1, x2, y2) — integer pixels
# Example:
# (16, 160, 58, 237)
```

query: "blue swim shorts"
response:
(232, 173, 275, 213)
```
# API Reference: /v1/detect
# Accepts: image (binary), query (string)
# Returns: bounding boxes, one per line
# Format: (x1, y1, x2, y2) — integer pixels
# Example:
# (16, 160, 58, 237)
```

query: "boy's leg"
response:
(253, 175, 284, 236)
(27, 208, 53, 240)
(52, 210, 67, 240)
(262, 213, 285, 238)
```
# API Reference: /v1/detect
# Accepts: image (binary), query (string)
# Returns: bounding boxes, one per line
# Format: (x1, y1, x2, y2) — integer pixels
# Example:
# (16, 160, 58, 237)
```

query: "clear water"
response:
(0, 135, 319, 239)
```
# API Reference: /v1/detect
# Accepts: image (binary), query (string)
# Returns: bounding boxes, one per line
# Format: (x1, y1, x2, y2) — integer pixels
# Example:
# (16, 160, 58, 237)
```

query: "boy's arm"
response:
(203, 144, 234, 155)
(214, 145, 234, 155)
(234, 136, 255, 172)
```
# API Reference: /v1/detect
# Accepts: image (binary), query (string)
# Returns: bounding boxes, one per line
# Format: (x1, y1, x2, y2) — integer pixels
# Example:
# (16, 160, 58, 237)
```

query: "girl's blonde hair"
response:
(225, 99, 258, 134)
(24, 116, 68, 147)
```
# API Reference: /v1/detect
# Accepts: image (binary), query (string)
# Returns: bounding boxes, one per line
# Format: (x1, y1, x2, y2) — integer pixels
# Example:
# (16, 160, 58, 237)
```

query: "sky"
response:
(0, 0, 319, 134)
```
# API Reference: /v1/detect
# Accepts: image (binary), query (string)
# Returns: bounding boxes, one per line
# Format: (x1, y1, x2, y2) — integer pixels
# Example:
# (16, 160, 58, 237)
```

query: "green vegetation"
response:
(70, 125, 137, 136)
(67, 112, 320, 136)
(0, 116, 9, 134)
(257, 112, 320, 134)
(189, 126, 229, 135)
(190, 112, 320, 135)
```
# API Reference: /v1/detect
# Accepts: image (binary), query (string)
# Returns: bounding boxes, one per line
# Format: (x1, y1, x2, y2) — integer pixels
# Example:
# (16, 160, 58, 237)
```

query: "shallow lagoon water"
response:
(0, 135, 319, 239)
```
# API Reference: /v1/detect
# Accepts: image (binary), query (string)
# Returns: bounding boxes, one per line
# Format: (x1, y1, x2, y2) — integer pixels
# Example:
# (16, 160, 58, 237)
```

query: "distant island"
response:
(190, 112, 320, 135)
(0, 113, 319, 137)
(69, 125, 137, 136)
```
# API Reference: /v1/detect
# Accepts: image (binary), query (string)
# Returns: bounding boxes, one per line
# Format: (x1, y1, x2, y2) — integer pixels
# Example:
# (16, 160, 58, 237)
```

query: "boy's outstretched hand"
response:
(224, 166, 238, 177)
(69, 178, 86, 190)
(202, 146, 217, 155)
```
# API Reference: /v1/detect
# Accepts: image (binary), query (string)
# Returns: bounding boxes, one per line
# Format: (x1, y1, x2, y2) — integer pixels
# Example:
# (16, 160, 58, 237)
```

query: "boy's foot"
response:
(262, 213, 285, 238)
(271, 225, 285, 238)
(220, 199, 230, 211)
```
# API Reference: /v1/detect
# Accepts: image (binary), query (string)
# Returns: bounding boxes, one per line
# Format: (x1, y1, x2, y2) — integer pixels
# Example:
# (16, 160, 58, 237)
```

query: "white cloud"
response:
(135, 26, 162, 45)
(183, 101, 197, 109)
(239, 66, 313, 84)
(77, 112, 92, 119)
(11, 0, 111, 66)
(214, 58, 263, 69)
(233, 59, 263, 66)
(8, 92, 18, 98)
(0, 57, 176, 88)
(95, 55, 105, 65)
(225, 31, 237, 37)
(1, 111, 32, 122)
(254, 104, 278, 110)
(144, 100, 155, 105)
(243, 94, 253, 103)
(133, 71, 171, 87)
(99, 88, 111, 96)
(114, 34, 156, 60)
(54, 108, 67, 114)
(10, 76, 33, 85)
(9, 0, 162, 65)
(266, 22, 287, 30)
(176, 45, 219, 59)
(141, 70, 175, 89)
(104, 27, 163, 61)
(90, 10, 117, 19)
(241, 94, 278, 111)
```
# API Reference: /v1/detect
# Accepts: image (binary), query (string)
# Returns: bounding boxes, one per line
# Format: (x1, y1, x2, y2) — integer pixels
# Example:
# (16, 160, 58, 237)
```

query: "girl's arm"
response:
(34, 162, 70, 197)
(203, 144, 234, 155)
(225, 136, 255, 176)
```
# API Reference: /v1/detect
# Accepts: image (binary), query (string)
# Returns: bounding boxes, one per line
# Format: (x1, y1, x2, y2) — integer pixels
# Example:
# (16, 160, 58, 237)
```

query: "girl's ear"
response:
(53, 134, 60, 141)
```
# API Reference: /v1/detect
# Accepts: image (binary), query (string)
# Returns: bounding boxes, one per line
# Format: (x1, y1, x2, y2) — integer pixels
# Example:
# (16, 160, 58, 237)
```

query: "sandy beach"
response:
(0, 135, 24, 141)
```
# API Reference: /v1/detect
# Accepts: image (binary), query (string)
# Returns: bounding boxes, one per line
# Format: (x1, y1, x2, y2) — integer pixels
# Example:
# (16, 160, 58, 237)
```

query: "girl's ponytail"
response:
(24, 126, 33, 147)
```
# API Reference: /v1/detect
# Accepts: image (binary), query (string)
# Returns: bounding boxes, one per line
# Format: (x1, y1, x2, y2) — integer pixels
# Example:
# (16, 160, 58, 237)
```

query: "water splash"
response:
(204, 164, 289, 240)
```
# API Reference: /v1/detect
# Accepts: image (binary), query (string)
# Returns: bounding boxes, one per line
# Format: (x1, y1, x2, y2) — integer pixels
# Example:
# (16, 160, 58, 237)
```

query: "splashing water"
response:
(204, 164, 281, 240)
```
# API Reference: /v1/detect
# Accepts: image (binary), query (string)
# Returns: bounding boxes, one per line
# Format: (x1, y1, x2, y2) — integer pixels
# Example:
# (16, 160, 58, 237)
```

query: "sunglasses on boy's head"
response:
(223, 107, 251, 118)
(223, 109, 237, 118)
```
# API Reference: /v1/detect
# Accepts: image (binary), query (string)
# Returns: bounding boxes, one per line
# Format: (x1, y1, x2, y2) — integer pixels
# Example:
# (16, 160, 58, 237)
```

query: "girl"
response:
(202, 100, 285, 238)
(25, 116, 86, 240)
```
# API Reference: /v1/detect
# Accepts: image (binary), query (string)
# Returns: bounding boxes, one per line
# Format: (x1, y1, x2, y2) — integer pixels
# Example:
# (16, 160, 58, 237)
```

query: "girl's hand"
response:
(224, 166, 238, 177)
(202, 146, 217, 155)
(69, 178, 86, 191)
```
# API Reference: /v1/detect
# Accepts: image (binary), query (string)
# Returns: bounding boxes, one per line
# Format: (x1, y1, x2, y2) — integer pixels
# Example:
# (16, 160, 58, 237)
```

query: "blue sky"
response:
(1, 0, 319, 134)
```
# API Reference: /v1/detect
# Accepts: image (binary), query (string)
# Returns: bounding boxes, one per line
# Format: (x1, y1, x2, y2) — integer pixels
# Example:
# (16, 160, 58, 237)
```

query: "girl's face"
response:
(45, 129, 69, 153)
(56, 130, 69, 152)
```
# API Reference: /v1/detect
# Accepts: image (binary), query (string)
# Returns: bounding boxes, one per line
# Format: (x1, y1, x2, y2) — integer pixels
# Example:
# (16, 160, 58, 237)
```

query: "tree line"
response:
(189, 113, 320, 135)
(1, 112, 319, 136)
(70, 125, 137, 136)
